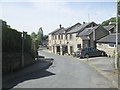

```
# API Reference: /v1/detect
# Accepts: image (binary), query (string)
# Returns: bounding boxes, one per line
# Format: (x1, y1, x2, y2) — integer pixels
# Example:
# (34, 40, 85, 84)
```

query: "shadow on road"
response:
(2, 69, 55, 90)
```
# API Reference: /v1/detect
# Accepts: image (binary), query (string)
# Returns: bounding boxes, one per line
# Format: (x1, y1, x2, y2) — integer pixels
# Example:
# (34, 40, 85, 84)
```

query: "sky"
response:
(0, 0, 116, 35)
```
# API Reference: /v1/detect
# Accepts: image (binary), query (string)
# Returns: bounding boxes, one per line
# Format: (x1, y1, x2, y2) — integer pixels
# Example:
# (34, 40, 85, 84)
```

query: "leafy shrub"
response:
(2, 26, 32, 53)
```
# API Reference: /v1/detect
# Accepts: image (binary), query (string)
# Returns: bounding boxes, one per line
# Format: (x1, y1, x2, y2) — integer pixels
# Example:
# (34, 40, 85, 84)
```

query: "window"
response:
(53, 35, 55, 40)
(70, 34, 72, 40)
(92, 48, 96, 51)
(61, 34, 63, 40)
(77, 44, 81, 49)
(58, 35, 60, 40)
(65, 34, 67, 40)
(109, 44, 115, 48)
(55, 35, 57, 39)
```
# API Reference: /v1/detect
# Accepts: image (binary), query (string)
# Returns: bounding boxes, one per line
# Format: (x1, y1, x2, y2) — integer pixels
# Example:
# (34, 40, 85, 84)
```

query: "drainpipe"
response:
(21, 31, 27, 68)
(92, 25, 96, 48)
(93, 30, 96, 48)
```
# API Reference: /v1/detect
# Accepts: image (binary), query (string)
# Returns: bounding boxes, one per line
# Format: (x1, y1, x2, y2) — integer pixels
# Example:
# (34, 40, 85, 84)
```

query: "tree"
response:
(101, 17, 120, 26)
(31, 32, 37, 40)
(37, 27, 43, 45)
(43, 35, 48, 40)
(102, 1, 120, 26)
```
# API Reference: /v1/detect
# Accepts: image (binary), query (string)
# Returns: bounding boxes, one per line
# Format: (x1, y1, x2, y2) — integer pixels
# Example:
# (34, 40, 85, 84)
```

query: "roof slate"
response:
(78, 26, 99, 36)
(66, 23, 81, 33)
(97, 33, 120, 44)
(49, 27, 64, 35)
(49, 22, 97, 35)
(103, 25, 115, 31)
(53, 28, 65, 35)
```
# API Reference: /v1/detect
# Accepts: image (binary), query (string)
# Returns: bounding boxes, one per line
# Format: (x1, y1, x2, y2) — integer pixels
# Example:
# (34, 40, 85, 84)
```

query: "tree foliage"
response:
(31, 27, 48, 49)
(43, 35, 48, 40)
(102, 1, 120, 26)
(2, 26, 22, 52)
(31, 32, 37, 40)
(101, 17, 120, 26)
(37, 27, 43, 45)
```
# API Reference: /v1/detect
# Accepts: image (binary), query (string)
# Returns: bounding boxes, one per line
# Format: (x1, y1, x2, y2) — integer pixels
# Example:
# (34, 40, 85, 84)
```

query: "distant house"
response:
(97, 33, 120, 57)
(48, 22, 99, 55)
(76, 25, 109, 49)
(48, 21, 114, 56)
(66, 22, 98, 55)
(48, 24, 68, 55)
(42, 38, 48, 47)
(103, 25, 115, 34)
(103, 22, 120, 33)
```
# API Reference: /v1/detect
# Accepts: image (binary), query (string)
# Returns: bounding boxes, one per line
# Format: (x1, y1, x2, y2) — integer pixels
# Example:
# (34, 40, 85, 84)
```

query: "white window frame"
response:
(108, 43, 115, 48)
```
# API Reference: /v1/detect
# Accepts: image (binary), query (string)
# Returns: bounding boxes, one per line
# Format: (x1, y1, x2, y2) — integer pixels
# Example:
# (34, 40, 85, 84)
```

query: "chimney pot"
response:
(83, 22, 86, 24)
(59, 24, 62, 28)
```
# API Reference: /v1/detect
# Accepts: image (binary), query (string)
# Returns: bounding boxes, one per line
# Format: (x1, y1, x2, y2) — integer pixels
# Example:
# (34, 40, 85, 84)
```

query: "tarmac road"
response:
(13, 50, 115, 88)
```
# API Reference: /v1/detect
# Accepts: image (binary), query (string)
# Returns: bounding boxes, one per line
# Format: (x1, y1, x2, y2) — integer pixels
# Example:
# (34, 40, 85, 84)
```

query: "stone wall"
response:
(97, 43, 120, 57)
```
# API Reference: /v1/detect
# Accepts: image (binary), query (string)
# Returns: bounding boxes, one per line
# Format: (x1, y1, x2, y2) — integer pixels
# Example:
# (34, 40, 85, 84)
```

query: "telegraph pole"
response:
(21, 31, 27, 68)
(115, 0, 119, 69)
(22, 31, 24, 68)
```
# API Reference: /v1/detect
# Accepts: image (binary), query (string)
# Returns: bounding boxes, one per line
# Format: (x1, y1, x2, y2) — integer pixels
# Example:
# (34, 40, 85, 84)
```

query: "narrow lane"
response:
(14, 50, 114, 88)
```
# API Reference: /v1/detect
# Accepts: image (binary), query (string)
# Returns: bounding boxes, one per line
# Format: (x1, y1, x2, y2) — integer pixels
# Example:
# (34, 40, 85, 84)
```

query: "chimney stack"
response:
(59, 24, 62, 28)
(83, 22, 86, 24)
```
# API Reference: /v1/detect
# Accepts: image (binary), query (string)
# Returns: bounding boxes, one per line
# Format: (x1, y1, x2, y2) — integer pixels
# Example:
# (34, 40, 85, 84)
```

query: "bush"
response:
(112, 50, 120, 58)
(2, 26, 32, 53)
(2, 26, 22, 52)
(24, 35, 32, 52)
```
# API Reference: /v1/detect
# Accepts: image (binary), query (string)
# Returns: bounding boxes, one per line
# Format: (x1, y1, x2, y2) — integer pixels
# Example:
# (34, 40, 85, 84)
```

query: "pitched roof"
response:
(78, 26, 99, 36)
(53, 28, 65, 35)
(49, 23, 81, 35)
(66, 23, 81, 33)
(48, 27, 64, 35)
(97, 33, 120, 44)
(67, 22, 97, 34)
(103, 25, 115, 31)
(49, 22, 98, 35)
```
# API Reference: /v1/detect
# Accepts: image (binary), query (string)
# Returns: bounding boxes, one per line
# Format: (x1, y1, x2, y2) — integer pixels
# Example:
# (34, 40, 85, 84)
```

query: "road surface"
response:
(14, 50, 115, 88)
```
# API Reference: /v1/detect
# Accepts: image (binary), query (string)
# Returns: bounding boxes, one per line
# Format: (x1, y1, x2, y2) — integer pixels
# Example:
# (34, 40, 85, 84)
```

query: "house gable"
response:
(76, 22, 98, 37)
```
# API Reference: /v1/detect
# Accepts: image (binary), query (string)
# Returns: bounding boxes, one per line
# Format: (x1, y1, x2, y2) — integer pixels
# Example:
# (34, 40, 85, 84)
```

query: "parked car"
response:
(73, 51, 80, 57)
(74, 47, 106, 58)
(79, 47, 107, 58)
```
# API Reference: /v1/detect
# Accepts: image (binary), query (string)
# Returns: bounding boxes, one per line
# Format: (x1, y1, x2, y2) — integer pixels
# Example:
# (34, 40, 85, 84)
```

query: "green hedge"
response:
(2, 26, 32, 53)
(24, 35, 32, 52)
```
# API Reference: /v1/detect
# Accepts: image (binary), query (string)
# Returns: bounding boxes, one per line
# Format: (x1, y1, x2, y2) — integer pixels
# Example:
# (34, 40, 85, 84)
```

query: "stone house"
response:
(103, 25, 115, 34)
(48, 22, 99, 55)
(66, 22, 98, 55)
(97, 22, 120, 57)
(97, 33, 120, 57)
(76, 25, 109, 49)
(48, 25, 69, 55)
